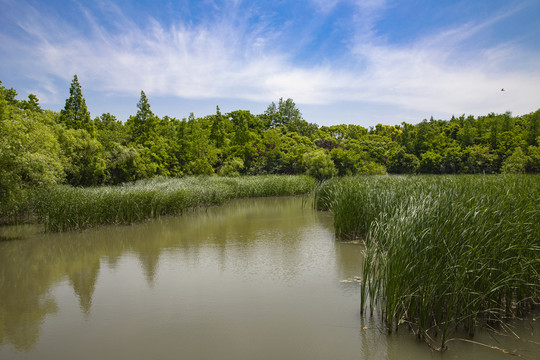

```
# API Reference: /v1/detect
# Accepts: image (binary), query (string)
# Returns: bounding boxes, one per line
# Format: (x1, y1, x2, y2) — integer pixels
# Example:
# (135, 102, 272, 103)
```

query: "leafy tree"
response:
(250, 128, 287, 174)
(59, 75, 94, 135)
(127, 91, 156, 145)
(210, 106, 226, 148)
(185, 113, 217, 175)
(0, 99, 63, 217)
(218, 157, 244, 176)
(500, 148, 529, 173)
(419, 151, 442, 173)
(526, 146, 540, 173)
(489, 114, 501, 149)
(440, 146, 464, 174)
(357, 136, 390, 163)
(104, 143, 141, 184)
(330, 147, 358, 176)
(174, 119, 191, 173)
(372, 123, 401, 141)
(230, 110, 252, 146)
(19, 94, 43, 113)
(265, 98, 302, 128)
(457, 116, 476, 147)
(463, 145, 499, 174)
(525, 109, 540, 146)
(303, 149, 337, 180)
(95, 113, 127, 147)
(346, 124, 368, 140)
(286, 118, 318, 138)
(356, 160, 386, 175)
(386, 146, 419, 174)
(57, 128, 106, 186)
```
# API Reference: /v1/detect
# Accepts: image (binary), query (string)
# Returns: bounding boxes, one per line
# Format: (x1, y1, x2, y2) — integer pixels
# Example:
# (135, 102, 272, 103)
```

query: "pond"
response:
(0, 197, 538, 359)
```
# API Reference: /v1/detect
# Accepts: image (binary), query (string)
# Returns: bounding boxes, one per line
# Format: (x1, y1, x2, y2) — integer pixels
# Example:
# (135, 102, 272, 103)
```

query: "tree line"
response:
(1, 75, 539, 216)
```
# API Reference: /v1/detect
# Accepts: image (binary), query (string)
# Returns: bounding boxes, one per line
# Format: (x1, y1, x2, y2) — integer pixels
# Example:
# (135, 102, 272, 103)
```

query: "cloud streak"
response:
(1, 0, 539, 123)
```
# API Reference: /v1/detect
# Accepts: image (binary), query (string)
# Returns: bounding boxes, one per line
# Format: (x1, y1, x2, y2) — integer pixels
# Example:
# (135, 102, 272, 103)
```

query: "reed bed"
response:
(35, 175, 315, 232)
(316, 175, 540, 350)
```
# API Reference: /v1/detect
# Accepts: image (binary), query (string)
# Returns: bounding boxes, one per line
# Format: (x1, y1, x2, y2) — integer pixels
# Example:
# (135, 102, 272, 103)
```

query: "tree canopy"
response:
(1, 76, 539, 218)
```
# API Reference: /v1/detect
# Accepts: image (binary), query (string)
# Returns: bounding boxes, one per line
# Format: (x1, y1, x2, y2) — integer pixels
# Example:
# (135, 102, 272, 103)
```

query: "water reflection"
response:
(0, 197, 355, 352)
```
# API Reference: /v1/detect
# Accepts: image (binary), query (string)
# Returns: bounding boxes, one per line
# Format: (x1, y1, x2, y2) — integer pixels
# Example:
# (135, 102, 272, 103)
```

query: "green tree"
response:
(210, 106, 226, 148)
(500, 148, 529, 174)
(104, 143, 141, 184)
(265, 98, 302, 128)
(57, 128, 106, 186)
(457, 116, 476, 147)
(463, 145, 499, 173)
(230, 110, 252, 146)
(127, 91, 156, 145)
(0, 86, 64, 217)
(440, 146, 464, 174)
(386, 146, 419, 174)
(526, 146, 540, 172)
(525, 110, 540, 146)
(186, 113, 217, 175)
(95, 113, 127, 148)
(59, 75, 94, 135)
(19, 94, 43, 113)
(218, 157, 244, 176)
(330, 147, 358, 176)
(418, 151, 442, 173)
(286, 118, 318, 138)
(303, 149, 337, 180)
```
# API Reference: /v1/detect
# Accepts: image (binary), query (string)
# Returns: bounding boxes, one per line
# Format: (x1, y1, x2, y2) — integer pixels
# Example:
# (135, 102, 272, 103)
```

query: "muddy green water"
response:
(0, 197, 538, 359)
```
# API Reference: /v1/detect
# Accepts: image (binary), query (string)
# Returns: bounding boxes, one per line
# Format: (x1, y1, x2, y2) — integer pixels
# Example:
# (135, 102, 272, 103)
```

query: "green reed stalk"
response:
(35, 175, 315, 232)
(317, 174, 540, 350)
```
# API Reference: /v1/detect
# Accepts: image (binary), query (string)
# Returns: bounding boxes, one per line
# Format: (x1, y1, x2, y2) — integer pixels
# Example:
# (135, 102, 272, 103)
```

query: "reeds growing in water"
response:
(35, 175, 316, 232)
(316, 174, 540, 350)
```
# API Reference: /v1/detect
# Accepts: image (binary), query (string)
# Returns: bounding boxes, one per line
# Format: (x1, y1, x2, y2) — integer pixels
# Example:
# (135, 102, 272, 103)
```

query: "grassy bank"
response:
(35, 175, 316, 232)
(316, 175, 540, 350)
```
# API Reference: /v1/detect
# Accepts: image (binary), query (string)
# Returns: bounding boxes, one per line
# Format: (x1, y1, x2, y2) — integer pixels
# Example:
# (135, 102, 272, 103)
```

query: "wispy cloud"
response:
(348, 2, 540, 116)
(1, 0, 539, 122)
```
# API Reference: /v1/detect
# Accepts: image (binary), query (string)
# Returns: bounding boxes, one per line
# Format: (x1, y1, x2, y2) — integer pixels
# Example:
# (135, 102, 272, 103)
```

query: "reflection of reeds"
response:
(35, 175, 316, 232)
(316, 175, 540, 350)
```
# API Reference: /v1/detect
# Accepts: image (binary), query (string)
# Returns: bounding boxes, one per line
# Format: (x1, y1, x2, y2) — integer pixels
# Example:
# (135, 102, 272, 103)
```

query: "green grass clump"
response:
(316, 175, 540, 350)
(35, 175, 315, 232)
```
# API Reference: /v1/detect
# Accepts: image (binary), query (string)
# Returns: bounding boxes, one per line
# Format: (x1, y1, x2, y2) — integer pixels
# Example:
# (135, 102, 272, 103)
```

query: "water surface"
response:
(0, 197, 538, 359)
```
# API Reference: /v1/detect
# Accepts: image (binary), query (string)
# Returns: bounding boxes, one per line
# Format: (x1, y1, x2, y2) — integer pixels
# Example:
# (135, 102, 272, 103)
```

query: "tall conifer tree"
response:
(210, 105, 225, 148)
(59, 75, 94, 135)
(129, 90, 156, 144)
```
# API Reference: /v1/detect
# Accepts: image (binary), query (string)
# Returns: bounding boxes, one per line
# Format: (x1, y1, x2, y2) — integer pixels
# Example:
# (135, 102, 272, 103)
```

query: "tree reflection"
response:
(0, 196, 331, 351)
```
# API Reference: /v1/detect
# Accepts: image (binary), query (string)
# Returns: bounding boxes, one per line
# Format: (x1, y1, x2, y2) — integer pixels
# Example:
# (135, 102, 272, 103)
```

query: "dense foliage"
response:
(1, 76, 539, 218)
(316, 175, 540, 351)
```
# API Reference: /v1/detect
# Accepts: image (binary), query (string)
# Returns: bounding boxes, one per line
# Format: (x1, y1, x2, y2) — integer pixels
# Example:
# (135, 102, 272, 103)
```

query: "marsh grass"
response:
(35, 175, 315, 232)
(316, 175, 540, 350)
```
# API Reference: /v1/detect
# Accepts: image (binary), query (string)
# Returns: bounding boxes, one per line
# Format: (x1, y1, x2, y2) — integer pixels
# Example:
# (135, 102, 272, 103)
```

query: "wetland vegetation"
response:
(316, 174, 540, 350)
(34, 175, 315, 231)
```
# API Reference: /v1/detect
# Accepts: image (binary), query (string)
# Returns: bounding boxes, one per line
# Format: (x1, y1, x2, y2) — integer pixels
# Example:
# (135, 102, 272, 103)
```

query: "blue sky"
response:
(1, 0, 539, 127)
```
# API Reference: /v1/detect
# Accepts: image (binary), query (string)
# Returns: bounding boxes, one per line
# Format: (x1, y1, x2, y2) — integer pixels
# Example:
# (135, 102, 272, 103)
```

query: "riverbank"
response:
(32, 175, 316, 232)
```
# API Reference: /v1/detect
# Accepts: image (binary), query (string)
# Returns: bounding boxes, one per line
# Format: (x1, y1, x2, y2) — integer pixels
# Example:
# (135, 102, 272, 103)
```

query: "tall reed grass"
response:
(316, 175, 540, 350)
(35, 175, 315, 232)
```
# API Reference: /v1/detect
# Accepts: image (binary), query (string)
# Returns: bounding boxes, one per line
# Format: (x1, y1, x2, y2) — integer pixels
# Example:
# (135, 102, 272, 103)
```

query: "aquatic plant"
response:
(35, 175, 316, 232)
(316, 175, 540, 350)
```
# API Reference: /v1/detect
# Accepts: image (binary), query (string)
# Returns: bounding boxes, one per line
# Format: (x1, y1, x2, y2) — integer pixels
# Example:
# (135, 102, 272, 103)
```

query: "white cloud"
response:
(2, 0, 539, 123)
(347, 8, 540, 117)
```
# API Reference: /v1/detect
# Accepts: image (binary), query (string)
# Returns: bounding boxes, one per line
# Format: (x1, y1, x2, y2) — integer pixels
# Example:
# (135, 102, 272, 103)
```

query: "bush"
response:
(303, 149, 337, 180)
